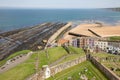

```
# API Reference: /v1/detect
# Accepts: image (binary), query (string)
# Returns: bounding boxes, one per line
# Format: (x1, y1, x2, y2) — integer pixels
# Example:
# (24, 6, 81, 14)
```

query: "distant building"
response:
(69, 36, 120, 54)
(57, 39, 69, 46)
(94, 40, 108, 51)
(107, 41, 120, 54)
(70, 37, 98, 48)
(95, 40, 120, 54)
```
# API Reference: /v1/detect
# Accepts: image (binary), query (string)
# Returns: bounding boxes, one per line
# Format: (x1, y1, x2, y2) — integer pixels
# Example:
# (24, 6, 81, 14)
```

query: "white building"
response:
(94, 40, 108, 51)
(107, 41, 120, 54)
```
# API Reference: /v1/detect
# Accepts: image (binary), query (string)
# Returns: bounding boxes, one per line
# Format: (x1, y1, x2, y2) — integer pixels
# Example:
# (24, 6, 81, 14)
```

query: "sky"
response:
(0, 0, 120, 9)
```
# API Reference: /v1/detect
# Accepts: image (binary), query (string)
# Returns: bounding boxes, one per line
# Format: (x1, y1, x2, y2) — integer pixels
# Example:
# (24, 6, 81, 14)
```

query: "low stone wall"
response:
(29, 54, 120, 80)
(50, 56, 86, 76)
(90, 56, 120, 80)
(29, 56, 86, 80)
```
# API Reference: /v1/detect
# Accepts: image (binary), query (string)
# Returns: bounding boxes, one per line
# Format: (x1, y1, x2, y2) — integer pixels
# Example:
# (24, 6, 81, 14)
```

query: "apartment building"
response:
(94, 40, 108, 51)
(107, 41, 120, 54)
(71, 37, 97, 48)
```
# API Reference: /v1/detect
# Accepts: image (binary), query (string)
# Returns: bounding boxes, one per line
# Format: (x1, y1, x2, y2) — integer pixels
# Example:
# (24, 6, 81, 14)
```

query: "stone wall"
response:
(90, 56, 120, 80)
(50, 56, 86, 76)
(29, 56, 86, 80)
(28, 54, 120, 80)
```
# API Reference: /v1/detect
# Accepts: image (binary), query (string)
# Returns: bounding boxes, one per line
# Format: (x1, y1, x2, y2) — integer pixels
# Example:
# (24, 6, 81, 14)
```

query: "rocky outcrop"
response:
(0, 22, 67, 60)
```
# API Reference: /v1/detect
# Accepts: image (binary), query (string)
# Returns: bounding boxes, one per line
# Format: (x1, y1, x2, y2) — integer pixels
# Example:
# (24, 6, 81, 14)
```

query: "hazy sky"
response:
(0, 0, 120, 9)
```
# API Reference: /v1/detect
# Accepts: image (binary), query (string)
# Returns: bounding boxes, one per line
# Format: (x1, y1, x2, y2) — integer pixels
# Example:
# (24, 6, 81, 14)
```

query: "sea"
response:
(0, 9, 120, 32)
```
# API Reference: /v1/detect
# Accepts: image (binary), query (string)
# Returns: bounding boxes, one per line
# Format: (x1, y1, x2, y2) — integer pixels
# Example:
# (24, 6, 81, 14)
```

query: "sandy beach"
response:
(63, 23, 120, 40)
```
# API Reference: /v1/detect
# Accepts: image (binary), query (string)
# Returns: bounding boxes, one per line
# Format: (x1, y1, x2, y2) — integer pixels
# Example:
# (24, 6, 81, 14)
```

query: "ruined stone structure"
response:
(50, 56, 86, 76)
(29, 54, 120, 80)
(90, 56, 120, 80)
(29, 56, 86, 80)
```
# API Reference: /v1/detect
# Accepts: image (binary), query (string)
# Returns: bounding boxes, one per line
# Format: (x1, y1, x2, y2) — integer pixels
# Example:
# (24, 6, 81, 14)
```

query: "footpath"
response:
(0, 51, 33, 73)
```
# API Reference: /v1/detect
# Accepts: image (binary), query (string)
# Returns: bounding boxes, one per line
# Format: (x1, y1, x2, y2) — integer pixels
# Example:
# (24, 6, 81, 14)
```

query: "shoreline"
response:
(63, 23, 120, 40)
(0, 20, 120, 32)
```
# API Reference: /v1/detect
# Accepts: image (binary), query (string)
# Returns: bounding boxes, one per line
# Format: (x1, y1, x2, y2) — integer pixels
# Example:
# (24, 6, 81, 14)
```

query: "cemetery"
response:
(92, 53, 120, 78)
(47, 61, 107, 80)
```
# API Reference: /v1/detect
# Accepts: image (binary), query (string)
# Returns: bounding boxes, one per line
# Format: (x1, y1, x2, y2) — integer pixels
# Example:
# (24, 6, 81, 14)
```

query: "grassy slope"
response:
(0, 47, 68, 80)
(47, 61, 108, 80)
(0, 50, 31, 67)
(68, 46, 85, 54)
(109, 36, 120, 41)
(37, 47, 68, 69)
(59, 46, 85, 63)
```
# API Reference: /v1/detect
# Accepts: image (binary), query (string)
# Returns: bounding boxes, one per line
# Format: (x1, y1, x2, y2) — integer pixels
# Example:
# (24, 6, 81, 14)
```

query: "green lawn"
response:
(47, 61, 108, 80)
(0, 50, 31, 67)
(68, 46, 85, 54)
(0, 47, 68, 80)
(0, 63, 35, 80)
(59, 46, 85, 63)
(109, 36, 120, 41)
(37, 46, 68, 69)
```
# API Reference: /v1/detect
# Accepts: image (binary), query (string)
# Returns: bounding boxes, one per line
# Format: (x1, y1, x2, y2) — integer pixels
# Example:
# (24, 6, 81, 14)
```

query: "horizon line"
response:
(0, 7, 119, 9)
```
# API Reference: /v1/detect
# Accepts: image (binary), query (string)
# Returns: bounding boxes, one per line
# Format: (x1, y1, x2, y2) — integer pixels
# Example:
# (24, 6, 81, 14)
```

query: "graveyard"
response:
(47, 61, 108, 80)
(92, 53, 120, 77)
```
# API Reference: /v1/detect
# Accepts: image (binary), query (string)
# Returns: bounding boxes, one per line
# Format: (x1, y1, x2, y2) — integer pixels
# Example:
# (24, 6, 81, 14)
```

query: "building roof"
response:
(58, 39, 69, 45)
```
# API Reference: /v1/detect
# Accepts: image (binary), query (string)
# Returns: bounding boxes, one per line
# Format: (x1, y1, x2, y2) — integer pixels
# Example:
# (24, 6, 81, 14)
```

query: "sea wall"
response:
(90, 56, 120, 80)
(47, 22, 72, 44)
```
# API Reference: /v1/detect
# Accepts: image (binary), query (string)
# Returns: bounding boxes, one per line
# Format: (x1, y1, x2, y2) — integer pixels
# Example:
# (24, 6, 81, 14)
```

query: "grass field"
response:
(47, 61, 108, 80)
(109, 36, 120, 41)
(0, 50, 31, 67)
(0, 47, 68, 80)
(68, 46, 85, 54)
(59, 46, 85, 63)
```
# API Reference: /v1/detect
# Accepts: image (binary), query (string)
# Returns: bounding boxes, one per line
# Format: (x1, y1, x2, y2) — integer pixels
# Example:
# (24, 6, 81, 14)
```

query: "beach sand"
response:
(63, 23, 120, 40)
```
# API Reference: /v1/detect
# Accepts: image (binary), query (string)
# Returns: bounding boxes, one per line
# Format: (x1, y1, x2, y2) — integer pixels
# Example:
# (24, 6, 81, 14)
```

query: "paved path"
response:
(0, 52, 33, 74)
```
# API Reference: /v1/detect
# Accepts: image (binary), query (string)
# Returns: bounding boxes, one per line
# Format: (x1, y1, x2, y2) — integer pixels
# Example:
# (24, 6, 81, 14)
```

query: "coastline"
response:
(63, 23, 120, 40)
(0, 9, 120, 31)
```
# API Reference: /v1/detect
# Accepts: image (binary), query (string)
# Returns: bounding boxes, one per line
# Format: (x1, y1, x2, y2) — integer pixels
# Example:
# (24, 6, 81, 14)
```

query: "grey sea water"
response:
(0, 9, 120, 31)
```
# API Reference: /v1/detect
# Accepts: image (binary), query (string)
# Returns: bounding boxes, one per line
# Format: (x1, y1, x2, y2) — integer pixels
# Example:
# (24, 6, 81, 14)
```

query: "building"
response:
(70, 37, 98, 48)
(94, 40, 120, 54)
(107, 41, 120, 54)
(94, 40, 108, 51)
(57, 39, 69, 46)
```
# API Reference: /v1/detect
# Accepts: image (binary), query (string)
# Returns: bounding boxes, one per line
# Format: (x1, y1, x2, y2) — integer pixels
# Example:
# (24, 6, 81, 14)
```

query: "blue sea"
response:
(0, 9, 120, 31)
